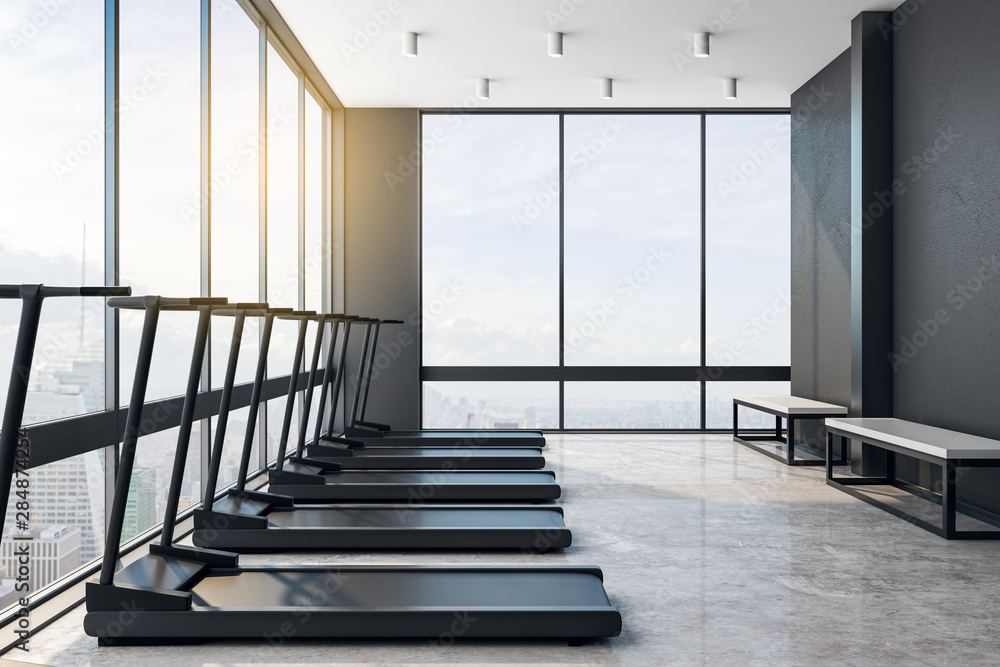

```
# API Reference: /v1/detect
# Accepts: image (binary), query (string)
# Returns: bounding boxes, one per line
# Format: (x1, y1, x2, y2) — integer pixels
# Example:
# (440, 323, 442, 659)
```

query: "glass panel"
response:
(266, 44, 299, 309)
(125, 425, 200, 543)
(422, 382, 558, 429)
(1, 452, 105, 608)
(705, 381, 791, 429)
(564, 114, 701, 366)
(264, 317, 301, 464)
(118, 0, 201, 401)
(564, 382, 700, 429)
(211, 406, 254, 491)
(262, 49, 299, 463)
(209, 0, 260, 306)
(304, 92, 324, 312)
(421, 115, 560, 366)
(706, 115, 791, 366)
(0, 0, 105, 423)
(206, 4, 263, 465)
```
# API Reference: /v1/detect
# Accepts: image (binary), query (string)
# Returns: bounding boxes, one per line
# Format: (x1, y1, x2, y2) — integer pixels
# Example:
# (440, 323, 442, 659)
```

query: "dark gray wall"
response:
(342, 108, 421, 430)
(793, 0, 1000, 511)
(790, 49, 853, 449)
(890, 0, 1000, 509)
(892, 0, 1000, 434)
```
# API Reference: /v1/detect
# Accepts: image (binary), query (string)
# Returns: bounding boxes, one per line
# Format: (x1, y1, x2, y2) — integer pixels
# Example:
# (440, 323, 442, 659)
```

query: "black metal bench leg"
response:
(943, 461, 957, 538)
(787, 417, 795, 464)
(827, 431, 834, 480)
(733, 402, 739, 441)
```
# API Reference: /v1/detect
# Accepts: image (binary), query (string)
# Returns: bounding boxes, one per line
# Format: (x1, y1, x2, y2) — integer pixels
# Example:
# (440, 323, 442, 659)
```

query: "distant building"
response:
(12, 342, 106, 563)
(122, 468, 157, 542)
(0, 526, 82, 595)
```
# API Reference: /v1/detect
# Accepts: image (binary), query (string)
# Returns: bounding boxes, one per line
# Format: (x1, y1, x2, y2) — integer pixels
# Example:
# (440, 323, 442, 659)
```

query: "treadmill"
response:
(81, 295, 621, 645)
(200, 305, 560, 503)
(192, 309, 570, 552)
(293, 313, 545, 469)
(320, 316, 547, 448)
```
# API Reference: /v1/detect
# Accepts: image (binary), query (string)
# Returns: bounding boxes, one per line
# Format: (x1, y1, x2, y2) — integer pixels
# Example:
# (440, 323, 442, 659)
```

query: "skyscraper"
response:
(122, 468, 157, 543)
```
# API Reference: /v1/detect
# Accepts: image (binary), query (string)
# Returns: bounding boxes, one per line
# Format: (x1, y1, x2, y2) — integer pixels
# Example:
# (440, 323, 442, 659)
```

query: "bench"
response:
(733, 394, 848, 466)
(825, 418, 1000, 540)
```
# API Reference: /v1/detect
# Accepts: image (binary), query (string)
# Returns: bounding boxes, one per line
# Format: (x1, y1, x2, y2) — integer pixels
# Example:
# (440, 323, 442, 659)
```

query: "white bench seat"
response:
(825, 418, 1000, 460)
(734, 394, 848, 417)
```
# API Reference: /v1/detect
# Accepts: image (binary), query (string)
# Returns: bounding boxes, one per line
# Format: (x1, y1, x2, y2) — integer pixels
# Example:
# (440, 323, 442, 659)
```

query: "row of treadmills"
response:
(0, 286, 622, 646)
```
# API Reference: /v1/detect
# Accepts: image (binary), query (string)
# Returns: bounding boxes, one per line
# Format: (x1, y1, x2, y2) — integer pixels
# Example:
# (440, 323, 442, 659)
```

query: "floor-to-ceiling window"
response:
(0, 0, 336, 615)
(421, 114, 560, 429)
(421, 112, 790, 430)
(0, 0, 108, 582)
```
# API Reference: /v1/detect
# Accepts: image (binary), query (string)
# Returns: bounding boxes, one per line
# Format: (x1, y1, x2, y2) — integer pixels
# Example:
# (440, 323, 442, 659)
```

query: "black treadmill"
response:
(192, 309, 569, 552)
(322, 316, 547, 448)
(297, 314, 545, 469)
(81, 295, 621, 645)
(198, 305, 560, 503)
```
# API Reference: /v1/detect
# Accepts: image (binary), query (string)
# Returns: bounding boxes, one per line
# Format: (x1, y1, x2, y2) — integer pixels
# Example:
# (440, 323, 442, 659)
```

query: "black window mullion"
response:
(699, 113, 708, 430)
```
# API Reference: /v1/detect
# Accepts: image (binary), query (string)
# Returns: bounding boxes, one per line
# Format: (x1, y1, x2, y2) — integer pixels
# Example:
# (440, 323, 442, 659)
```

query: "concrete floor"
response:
(7, 433, 1000, 666)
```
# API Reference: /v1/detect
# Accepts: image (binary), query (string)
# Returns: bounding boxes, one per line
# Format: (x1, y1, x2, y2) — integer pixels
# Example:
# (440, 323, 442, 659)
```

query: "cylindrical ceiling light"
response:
(694, 32, 710, 58)
(402, 32, 418, 57)
(476, 78, 490, 100)
(723, 77, 738, 100)
(548, 32, 563, 57)
(599, 78, 613, 100)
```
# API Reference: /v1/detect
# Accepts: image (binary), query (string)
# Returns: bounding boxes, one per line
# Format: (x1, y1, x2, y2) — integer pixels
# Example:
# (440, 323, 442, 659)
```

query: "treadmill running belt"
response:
(191, 570, 612, 609)
(320, 471, 556, 484)
(265, 508, 566, 529)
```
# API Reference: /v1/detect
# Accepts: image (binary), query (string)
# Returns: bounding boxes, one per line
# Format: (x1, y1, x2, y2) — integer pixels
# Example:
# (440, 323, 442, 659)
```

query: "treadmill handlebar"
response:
(0, 284, 132, 299)
(108, 296, 229, 311)
(381, 319, 404, 324)
(212, 302, 270, 317)
(276, 310, 318, 320)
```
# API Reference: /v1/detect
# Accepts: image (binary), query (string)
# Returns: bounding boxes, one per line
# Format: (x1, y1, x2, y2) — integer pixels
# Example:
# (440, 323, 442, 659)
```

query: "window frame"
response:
(418, 109, 792, 431)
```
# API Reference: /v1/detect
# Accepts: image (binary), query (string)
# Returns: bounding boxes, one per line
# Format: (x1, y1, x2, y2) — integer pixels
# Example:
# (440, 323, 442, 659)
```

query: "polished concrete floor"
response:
(8, 433, 1000, 666)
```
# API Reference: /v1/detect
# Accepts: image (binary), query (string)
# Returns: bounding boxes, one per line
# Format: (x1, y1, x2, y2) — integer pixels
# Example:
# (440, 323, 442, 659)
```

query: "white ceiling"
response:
(271, 0, 897, 109)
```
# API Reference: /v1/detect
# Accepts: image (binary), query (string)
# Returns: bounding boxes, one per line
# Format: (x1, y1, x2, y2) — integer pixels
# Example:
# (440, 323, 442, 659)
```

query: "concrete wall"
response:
(889, 0, 1000, 508)
(790, 50, 853, 449)
(342, 108, 421, 430)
